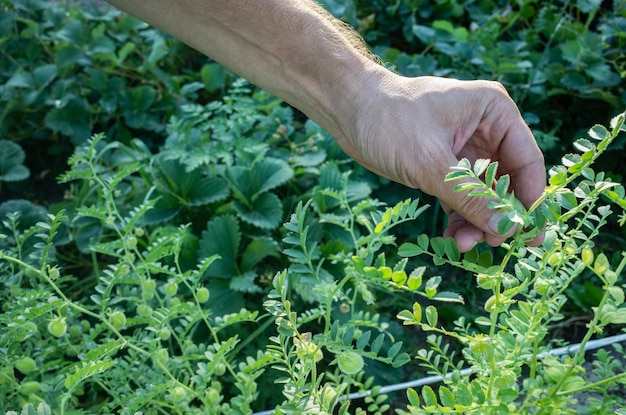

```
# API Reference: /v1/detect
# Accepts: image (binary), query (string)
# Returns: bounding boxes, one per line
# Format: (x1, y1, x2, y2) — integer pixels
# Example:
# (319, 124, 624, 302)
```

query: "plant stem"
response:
(556, 371, 626, 396)
(549, 252, 626, 398)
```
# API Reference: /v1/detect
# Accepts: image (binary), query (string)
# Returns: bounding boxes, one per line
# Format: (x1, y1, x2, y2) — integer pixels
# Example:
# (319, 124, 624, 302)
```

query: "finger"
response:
(483, 86, 546, 208)
(443, 210, 485, 252)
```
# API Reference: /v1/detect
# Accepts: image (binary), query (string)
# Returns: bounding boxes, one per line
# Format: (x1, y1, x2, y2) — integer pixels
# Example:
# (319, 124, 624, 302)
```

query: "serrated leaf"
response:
(33, 64, 57, 89)
(0, 165, 30, 182)
(573, 139, 594, 153)
(392, 352, 411, 367)
(422, 385, 438, 407)
(0, 140, 30, 182)
(456, 383, 473, 406)
(230, 272, 262, 293)
(152, 156, 230, 206)
(36, 403, 52, 415)
(234, 191, 283, 229)
(588, 124, 609, 141)
(250, 157, 294, 197)
(241, 236, 279, 271)
(473, 159, 490, 176)
(445, 170, 471, 181)
(64, 360, 115, 391)
(495, 174, 510, 197)
(485, 161, 498, 187)
(432, 291, 464, 303)
(497, 215, 516, 236)
(439, 386, 456, 408)
(199, 215, 240, 278)
(21, 404, 36, 415)
(397, 309, 417, 324)
(407, 388, 421, 407)
(549, 171, 568, 186)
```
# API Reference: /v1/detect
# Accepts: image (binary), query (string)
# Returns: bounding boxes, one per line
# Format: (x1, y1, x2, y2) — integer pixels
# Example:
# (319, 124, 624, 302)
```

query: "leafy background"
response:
(1, 0, 626, 413)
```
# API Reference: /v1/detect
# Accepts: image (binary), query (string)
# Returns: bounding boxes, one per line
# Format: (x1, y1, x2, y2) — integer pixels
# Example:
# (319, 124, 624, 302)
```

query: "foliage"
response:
(2, 108, 626, 412)
(335, 0, 626, 162)
(0, 0, 231, 200)
(395, 112, 626, 414)
(2, 0, 626, 414)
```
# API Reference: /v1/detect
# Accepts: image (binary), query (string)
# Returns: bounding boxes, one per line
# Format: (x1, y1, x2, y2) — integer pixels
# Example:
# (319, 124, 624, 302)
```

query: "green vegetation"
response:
(1, 0, 626, 414)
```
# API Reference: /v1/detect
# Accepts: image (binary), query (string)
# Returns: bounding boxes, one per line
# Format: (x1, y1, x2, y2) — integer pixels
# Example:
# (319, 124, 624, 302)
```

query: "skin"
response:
(105, 0, 546, 252)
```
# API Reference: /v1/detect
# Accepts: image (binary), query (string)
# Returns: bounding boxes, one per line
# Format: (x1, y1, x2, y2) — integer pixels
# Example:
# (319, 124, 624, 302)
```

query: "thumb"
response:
(437, 167, 516, 252)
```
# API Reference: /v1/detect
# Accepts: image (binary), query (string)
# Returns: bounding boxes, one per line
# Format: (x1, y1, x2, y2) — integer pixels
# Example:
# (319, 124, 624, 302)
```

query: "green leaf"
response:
(473, 158, 490, 176)
(497, 215, 516, 236)
(356, 330, 371, 350)
(425, 305, 438, 327)
(0, 140, 30, 182)
(573, 139, 594, 153)
(397, 310, 417, 325)
(44, 97, 91, 144)
(201, 63, 229, 92)
(234, 192, 283, 229)
(64, 360, 115, 391)
(229, 272, 262, 293)
(549, 171, 568, 186)
(417, 234, 429, 250)
(33, 64, 58, 89)
(398, 242, 423, 257)
(407, 388, 421, 407)
(185, 176, 230, 206)
(608, 286, 625, 305)
(241, 236, 279, 271)
(199, 215, 241, 278)
(594, 253, 610, 274)
(430, 237, 446, 257)
(577, 0, 602, 12)
(495, 174, 510, 197)
(444, 238, 460, 262)
(439, 386, 456, 408)
(485, 161, 498, 186)
(560, 375, 586, 392)
(35, 403, 52, 415)
(421, 385, 438, 407)
(432, 291, 464, 303)
(5, 70, 34, 89)
(456, 383, 473, 406)
(371, 334, 384, 354)
(478, 251, 493, 267)
(152, 156, 230, 206)
(588, 125, 609, 141)
(387, 342, 403, 359)
(250, 157, 294, 197)
(147, 32, 168, 64)
(445, 170, 471, 182)
(121, 85, 157, 129)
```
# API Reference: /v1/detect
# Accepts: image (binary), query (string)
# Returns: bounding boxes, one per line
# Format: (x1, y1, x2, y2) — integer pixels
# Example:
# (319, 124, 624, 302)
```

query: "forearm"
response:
(105, 0, 388, 145)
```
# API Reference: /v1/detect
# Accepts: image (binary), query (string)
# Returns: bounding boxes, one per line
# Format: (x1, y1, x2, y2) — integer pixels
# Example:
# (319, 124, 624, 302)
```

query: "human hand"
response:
(338, 74, 546, 252)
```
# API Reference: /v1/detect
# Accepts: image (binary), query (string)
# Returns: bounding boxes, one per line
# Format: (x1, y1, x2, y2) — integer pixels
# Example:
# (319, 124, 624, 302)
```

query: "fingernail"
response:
(488, 212, 508, 235)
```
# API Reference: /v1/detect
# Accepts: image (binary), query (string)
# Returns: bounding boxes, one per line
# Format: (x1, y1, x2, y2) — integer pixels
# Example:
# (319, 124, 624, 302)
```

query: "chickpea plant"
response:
(2, 110, 626, 414)
(395, 111, 626, 414)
